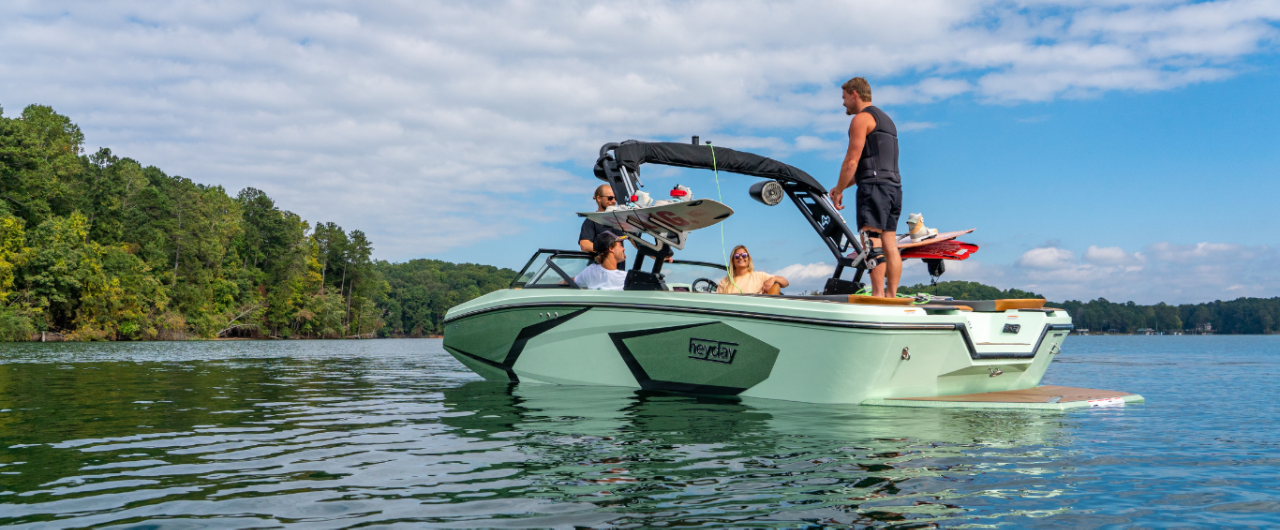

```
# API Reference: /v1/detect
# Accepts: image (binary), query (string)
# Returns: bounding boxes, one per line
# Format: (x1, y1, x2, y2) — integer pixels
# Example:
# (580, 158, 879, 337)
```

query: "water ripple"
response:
(0, 336, 1278, 527)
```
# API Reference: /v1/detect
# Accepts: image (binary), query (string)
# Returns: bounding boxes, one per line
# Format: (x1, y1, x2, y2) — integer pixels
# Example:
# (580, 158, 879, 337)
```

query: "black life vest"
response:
(855, 105, 900, 186)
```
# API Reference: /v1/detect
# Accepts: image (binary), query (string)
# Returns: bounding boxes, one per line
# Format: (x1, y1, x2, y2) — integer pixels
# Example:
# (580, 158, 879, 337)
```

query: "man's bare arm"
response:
(830, 113, 875, 209)
(579, 239, 592, 252)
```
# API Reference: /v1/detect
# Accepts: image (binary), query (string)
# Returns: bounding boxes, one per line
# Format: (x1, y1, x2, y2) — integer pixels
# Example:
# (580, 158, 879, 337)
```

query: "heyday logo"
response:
(688, 338, 737, 364)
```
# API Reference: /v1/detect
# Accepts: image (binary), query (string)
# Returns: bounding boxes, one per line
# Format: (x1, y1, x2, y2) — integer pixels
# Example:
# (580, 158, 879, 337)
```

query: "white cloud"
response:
(1147, 241, 1254, 262)
(1083, 245, 1146, 266)
(897, 121, 940, 132)
(962, 241, 1278, 303)
(1, 1, 1277, 259)
(794, 135, 842, 151)
(877, 78, 974, 105)
(775, 262, 837, 280)
(772, 262, 836, 292)
(1017, 247, 1077, 269)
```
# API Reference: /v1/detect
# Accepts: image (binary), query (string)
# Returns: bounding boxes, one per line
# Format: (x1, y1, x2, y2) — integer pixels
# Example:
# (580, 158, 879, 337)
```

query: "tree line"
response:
(2, 105, 1273, 340)
(904, 281, 1280, 334)
(0, 104, 514, 341)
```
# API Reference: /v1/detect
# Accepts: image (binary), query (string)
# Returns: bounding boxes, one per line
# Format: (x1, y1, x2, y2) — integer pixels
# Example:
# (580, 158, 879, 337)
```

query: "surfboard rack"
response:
(578, 198, 734, 253)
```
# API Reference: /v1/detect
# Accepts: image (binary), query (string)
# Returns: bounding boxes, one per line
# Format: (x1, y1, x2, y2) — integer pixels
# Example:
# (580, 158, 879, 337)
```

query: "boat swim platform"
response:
(861, 385, 1145, 411)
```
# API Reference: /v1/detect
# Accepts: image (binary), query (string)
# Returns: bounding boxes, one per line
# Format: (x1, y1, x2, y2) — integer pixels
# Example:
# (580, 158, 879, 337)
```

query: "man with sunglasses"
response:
(579, 185, 618, 250)
(573, 232, 629, 291)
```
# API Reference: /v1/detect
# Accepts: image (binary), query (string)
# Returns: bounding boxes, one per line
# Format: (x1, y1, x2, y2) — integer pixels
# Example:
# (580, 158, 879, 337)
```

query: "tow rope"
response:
(708, 142, 743, 294)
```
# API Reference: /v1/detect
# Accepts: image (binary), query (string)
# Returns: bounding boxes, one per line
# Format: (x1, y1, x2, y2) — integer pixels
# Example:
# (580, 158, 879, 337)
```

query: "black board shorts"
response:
(855, 183, 902, 233)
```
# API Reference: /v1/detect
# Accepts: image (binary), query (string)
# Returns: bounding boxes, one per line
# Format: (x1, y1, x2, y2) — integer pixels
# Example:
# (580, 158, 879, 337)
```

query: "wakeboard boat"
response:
(442, 140, 1076, 405)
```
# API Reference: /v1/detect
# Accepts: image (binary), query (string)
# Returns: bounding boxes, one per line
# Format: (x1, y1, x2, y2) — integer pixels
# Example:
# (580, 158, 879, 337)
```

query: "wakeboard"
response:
(896, 229, 975, 250)
(579, 199, 734, 236)
(900, 239, 979, 261)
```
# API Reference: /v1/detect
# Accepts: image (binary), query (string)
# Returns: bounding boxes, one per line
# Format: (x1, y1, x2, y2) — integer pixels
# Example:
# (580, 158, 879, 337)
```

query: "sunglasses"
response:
(600, 195, 616, 201)
(733, 253, 749, 259)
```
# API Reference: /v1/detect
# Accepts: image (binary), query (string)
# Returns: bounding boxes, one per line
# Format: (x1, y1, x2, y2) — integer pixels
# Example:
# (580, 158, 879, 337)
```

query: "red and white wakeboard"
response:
(853, 228, 980, 261)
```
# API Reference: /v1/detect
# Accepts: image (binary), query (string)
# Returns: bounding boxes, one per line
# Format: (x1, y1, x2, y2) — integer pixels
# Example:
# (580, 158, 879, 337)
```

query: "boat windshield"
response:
(661, 261, 728, 293)
(510, 249, 727, 292)
(512, 251, 593, 288)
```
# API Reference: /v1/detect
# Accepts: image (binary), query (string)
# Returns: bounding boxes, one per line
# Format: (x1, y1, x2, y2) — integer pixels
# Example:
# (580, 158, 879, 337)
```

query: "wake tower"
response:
(594, 139, 872, 294)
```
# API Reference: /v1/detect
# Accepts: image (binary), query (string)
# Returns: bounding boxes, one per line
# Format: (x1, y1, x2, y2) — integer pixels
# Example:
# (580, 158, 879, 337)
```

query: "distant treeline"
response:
(0, 104, 514, 341)
(376, 259, 515, 337)
(904, 281, 1280, 334)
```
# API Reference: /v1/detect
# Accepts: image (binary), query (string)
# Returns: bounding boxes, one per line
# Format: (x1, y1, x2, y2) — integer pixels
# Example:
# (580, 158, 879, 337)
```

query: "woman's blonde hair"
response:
(730, 244, 754, 274)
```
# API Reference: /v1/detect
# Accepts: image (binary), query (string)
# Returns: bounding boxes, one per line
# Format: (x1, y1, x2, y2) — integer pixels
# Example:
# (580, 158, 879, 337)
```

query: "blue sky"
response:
(2, 1, 1278, 303)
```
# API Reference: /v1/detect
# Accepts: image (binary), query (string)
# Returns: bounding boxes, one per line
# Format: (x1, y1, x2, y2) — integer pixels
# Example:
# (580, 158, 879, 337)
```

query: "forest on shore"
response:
(0, 104, 514, 341)
(1, 104, 1274, 341)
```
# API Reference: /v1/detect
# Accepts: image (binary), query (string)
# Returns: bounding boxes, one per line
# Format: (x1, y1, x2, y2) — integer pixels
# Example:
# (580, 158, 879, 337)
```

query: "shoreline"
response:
(19, 335, 446, 343)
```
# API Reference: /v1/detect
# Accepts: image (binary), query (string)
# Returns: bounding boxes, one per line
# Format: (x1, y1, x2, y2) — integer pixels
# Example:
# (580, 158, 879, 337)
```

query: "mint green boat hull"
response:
(443, 290, 1073, 405)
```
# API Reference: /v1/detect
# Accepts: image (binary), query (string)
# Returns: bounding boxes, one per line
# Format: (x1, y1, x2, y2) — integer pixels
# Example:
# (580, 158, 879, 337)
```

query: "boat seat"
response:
(846, 295, 915, 306)
(992, 299, 1047, 311)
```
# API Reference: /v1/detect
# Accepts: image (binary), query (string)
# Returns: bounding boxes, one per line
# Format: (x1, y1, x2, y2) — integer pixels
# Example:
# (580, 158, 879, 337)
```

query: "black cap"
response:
(593, 231, 626, 254)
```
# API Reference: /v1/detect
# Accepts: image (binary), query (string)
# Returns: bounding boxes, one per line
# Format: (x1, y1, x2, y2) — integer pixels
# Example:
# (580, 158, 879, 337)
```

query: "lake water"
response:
(0, 336, 1278, 528)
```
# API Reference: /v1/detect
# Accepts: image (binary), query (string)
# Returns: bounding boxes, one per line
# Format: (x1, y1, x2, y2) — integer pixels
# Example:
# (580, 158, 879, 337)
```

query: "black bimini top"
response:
(597, 141, 826, 195)
(592, 139, 870, 293)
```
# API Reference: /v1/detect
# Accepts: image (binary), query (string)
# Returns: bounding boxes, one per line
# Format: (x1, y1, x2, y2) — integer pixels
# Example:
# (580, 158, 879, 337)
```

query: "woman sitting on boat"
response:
(717, 245, 789, 295)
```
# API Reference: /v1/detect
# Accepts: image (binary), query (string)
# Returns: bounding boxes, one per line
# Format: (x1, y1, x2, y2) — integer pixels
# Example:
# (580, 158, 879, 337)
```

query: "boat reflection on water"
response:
(441, 381, 1077, 526)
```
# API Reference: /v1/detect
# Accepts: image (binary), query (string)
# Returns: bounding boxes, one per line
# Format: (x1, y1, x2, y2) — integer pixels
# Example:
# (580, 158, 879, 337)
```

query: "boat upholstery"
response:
(847, 295, 915, 306)
(992, 299, 1047, 311)
(927, 299, 1048, 312)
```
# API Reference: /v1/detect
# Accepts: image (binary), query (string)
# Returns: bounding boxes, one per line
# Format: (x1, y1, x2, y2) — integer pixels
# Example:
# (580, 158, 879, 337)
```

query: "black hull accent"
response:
(444, 306, 591, 383)
(444, 344, 518, 382)
(609, 323, 749, 396)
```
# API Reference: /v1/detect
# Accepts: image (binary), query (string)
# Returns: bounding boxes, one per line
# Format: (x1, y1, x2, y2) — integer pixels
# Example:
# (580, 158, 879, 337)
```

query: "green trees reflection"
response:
(0, 104, 513, 340)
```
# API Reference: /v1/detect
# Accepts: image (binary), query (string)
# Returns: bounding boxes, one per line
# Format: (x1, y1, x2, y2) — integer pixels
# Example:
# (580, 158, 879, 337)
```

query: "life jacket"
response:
(855, 105, 900, 186)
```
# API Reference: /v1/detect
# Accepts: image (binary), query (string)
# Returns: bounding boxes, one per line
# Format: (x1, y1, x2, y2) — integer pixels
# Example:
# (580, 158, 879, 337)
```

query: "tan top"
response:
(717, 271, 772, 294)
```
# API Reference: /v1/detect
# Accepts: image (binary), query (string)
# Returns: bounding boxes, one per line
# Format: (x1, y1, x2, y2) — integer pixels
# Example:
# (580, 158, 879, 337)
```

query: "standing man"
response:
(579, 184, 617, 252)
(579, 184, 626, 269)
(829, 77, 902, 298)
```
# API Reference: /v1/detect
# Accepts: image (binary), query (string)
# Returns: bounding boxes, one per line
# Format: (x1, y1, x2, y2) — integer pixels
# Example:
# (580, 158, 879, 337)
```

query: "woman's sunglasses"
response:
(733, 253, 749, 259)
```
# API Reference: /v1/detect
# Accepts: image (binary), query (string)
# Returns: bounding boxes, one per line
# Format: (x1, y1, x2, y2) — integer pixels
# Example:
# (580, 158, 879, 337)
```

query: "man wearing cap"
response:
(573, 232, 628, 290)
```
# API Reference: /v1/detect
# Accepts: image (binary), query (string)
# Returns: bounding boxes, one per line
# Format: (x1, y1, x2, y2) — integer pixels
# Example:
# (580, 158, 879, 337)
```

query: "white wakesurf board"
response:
(578, 199, 734, 251)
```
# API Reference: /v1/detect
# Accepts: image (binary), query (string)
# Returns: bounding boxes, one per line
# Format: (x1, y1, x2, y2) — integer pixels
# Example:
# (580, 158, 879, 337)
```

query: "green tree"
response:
(0, 212, 34, 340)
(0, 105, 84, 226)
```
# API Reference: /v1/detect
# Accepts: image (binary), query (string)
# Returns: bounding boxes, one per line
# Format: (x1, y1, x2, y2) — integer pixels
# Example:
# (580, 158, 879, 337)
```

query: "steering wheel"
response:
(691, 278, 717, 293)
